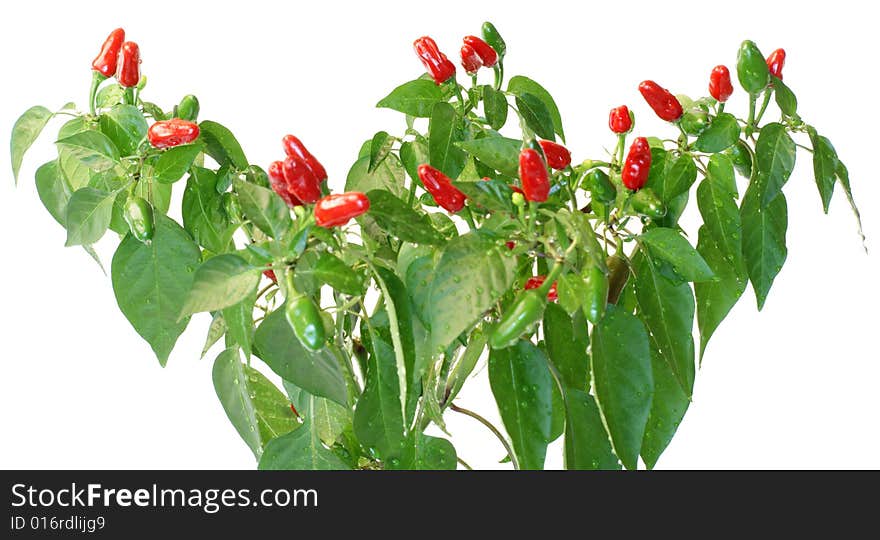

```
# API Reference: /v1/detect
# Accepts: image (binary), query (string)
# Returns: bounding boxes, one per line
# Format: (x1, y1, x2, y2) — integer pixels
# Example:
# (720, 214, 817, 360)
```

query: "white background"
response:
(0, 0, 877, 470)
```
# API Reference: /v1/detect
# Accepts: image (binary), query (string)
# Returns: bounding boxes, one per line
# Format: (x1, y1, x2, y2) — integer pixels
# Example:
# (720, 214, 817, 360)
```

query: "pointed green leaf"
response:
(366, 189, 444, 245)
(354, 327, 406, 460)
(233, 178, 292, 240)
(482, 85, 509, 130)
(695, 227, 747, 358)
(507, 76, 565, 141)
(181, 254, 258, 319)
(755, 122, 796, 206)
(808, 129, 838, 213)
(98, 104, 147, 156)
(639, 227, 715, 283)
(455, 136, 520, 178)
(11, 105, 53, 183)
(34, 161, 72, 226)
(151, 142, 203, 184)
(640, 345, 690, 469)
(741, 177, 788, 310)
(368, 130, 393, 173)
(429, 102, 468, 179)
(399, 139, 429, 183)
(563, 388, 620, 470)
(64, 187, 116, 246)
(55, 130, 120, 172)
(772, 76, 798, 118)
(697, 154, 744, 270)
(258, 418, 349, 470)
(543, 303, 590, 390)
(694, 112, 740, 153)
(377, 79, 446, 118)
(514, 93, 555, 141)
(835, 160, 865, 250)
(182, 167, 232, 252)
(198, 120, 247, 169)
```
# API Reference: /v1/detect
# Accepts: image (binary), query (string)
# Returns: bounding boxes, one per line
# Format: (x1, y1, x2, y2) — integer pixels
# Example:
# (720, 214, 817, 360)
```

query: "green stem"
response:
(493, 63, 504, 91)
(462, 206, 478, 230)
(754, 89, 773, 126)
(746, 94, 757, 136)
(88, 71, 105, 116)
(457, 457, 474, 470)
(123, 87, 135, 106)
(449, 403, 519, 470)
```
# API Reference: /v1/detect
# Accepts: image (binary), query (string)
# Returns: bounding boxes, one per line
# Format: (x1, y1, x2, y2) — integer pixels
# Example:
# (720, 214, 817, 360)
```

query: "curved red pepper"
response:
(413, 36, 456, 85)
(263, 269, 278, 283)
(116, 41, 141, 88)
(537, 140, 571, 170)
(609, 105, 632, 134)
(314, 192, 371, 228)
(282, 135, 327, 182)
(417, 164, 466, 213)
(460, 44, 482, 74)
(709, 65, 734, 102)
(638, 80, 683, 122)
(524, 275, 558, 302)
(518, 149, 550, 202)
(268, 160, 302, 208)
(147, 119, 199, 149)
(92, 28, 125, 78)
(766, 48, 786, 79)
(621, 137, 652, 191)
(282, 156, 322, 204)
(462, 35, 498, 67)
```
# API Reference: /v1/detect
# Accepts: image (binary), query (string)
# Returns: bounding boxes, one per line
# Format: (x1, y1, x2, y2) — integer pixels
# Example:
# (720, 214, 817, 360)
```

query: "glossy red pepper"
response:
(621, 137, 652, 191)
(147, 119, 199, 149)
(766, 48, 786, 79)
(264, 269, 278, 283)
(268, 160, 302, 208)
(289, 403, 300, 418)
(282, 134, 327, 183)
(524, 276, 558, 302)
(282, 156, 322, 204)
(314, 192, 371, 228)
(537, 140, 571, 170)
(417, 164, 466, 213)
(460, 44, 482, 74)
(609, 105, 632, 134)
(638, 80, 683, 122)
(709, 65, 734, 102)
(91, 28, 125, 77)
(413, 36, 456, 85)
(518, 149, 550, 202)
(462, 35, 498, 67)
(116, 41, 141, 88)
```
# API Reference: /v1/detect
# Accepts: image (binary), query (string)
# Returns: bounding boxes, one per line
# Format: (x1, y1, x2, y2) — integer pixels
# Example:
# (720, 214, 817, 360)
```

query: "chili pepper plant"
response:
(10, 25, 864, 470)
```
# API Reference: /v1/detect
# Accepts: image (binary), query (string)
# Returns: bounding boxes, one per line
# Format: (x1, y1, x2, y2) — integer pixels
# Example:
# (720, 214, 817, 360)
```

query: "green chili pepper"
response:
(680, 106, 710, 135)
(123, 196, 154, 244)
(606, 254, 630, 305)
(583, 169, 616, 203)
(489, 290, 546, 350)
(481, 21, 506, 59)
(630, 188, 666, 219)
(177, 94, 200, 122)
(285, 294, 326, 352)
(737, 40, 769, 95)
(582, 265, 608, 324)
(726, 140, 753, 179)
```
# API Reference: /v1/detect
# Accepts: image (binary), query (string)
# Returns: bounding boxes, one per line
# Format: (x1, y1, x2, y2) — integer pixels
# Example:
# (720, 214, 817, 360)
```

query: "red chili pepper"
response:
(147, 119, 199, 149)
(314, 192, 371, 228)
(518, 149, 550, 202)
(460, 44, 482, 74)
(709, 65, 734, 102)
(413, 36, 456, 85)
(264, 269, 278, 283)
(417, 164, 466, 213)
(638, 80, 683, 122)
(282, 135, 327, 182)
(289, 403, 300, 418)
(92, 28, 125, 77)
(462, 35, 498, 67)
(282, 156, 322, 204)
(268, 160, 302, 208)
(116, 41, 141, 88)
(524, 276, 558, 302)
(537, 140, 571, 170)
(505, 241, 515, 250)
(621, 137, 652, 191)
(608, 105, 632, 134)
(766, 48, 786, 79)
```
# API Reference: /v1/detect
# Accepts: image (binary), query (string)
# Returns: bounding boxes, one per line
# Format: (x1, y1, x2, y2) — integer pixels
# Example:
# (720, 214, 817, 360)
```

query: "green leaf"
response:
(182, 167, 232, 253)
(455, 136, 520, 178)
(134, 177, 172, 215)
(543, 303, 590, 391)
(640, 345, 690, 469)
(399, 139, 429, 183)
(87, 170, 128, 234)
(755, 122, 796, 206)
(368, 130, 393, 173)
(639, 228, 715, 283)
(285, 383, 351, 447)
(772, 77, 798, 117)
(563, 388, 620, 470)
(428, 232, 518, 352)
(694, 112, 740, 153)
(482, 85, 509, 130)
(365, 190, 444, 245)
(253, 306, 348, 406)
(507, 76, 565, 141)
(429, 102, 468, 179)
(212, 348, 298, 459)
(695, 227, 747, 358)
(222, 287, 257, 360)
(345, 155, 406, 198)
(201, 313, 227, 359)
(151, 142, 203, 184)
(98, 104, 147, 156)
(514, 93, 555, 141)
(697, 154, 744, 269)
(56, 118, 96, 190)
(489, 340, 553, 470)
(111, 214, 201, 365)
(353, 327, 407, 461)
(633, 251, 696, 399)
(376, 79, 446, 117)
(55, 130, 120, 172)
(233, 179, 292, 240)
(199, 120, 248, 169)
(140, 101, 167, 120)
(311, 252, 365, 295)
(258, 418, 349, 470)
(34, 161, 72, 226)
(590, 305, 653, 470)
(452, 179, 515, 214)
(556, 273, 588, 316)
(96, 85, 124, 109)
(181, 254, 260, 317)
(402, 246, 439, 326)
(409, 435, 457, 470)
(644, 148, 670, 196)
(658, 154, 697, 202)
(64, 187, 116, 246)
(741, 178, 788, 310)
(835, 160, 866, 250)
(808, 129, 838, 213)
(11, 105, 53, 183)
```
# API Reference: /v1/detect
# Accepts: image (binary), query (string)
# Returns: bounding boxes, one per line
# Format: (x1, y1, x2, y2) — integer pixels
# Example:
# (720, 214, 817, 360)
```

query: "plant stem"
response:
(88, 71, 104, 116)
(457, 457, 474, 470)
(746, 94, 757, 136)
(449, 403, 519, 470)
(754, 89, 773, 126)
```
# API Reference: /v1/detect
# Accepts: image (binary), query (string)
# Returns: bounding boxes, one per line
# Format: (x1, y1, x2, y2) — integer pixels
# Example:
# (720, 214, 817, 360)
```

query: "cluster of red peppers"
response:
(91, 28, 140, 87)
